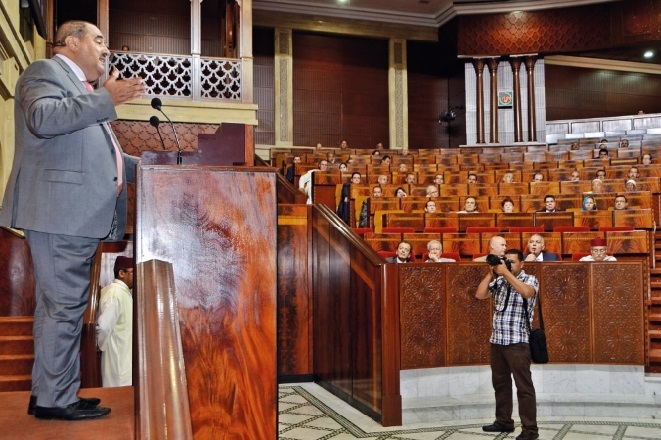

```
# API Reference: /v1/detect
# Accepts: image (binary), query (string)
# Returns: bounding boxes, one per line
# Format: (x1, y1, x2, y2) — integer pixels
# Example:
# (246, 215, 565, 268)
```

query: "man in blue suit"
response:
(0, 20, 145, 420)
(524, 234, 560, 262)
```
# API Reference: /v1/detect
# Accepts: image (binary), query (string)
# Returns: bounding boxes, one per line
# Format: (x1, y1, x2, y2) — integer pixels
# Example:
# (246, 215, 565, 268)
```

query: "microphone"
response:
(149, 116, 167, 151)
(151, 97, 182, 164)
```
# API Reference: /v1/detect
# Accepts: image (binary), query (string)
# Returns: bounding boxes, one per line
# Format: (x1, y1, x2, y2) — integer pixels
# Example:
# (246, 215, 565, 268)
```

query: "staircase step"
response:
(0, 354, 33, 376)
(0, 317, 33, 336)
(650, 329, 661, 338)
(0, 336, 33, 355)
(0, 374, 31, 392)
(650, 281, 661, 289)
(650, 314, 661, 322)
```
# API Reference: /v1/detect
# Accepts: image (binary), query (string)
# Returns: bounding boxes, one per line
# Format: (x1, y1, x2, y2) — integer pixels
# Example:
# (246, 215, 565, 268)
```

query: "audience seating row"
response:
(362, 230, 650, 259)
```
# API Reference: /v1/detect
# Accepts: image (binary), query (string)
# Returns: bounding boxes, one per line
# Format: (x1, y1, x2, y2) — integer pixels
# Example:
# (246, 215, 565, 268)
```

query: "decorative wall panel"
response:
(400, 265, 447, 369)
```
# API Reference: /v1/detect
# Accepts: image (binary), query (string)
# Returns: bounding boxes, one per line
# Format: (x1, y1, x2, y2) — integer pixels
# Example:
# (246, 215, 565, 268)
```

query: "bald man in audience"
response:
(425, 240, 456, 262)
(474, 236, 507, 262)
(426, 185, 439, 197)
(524, 234, 559, 262)
(377, 174, 388, 185)
(579, 238, 617, 261)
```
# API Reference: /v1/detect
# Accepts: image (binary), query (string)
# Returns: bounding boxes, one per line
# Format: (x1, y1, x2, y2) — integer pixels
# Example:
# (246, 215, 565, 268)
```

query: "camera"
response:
(486, 254, 512, 271)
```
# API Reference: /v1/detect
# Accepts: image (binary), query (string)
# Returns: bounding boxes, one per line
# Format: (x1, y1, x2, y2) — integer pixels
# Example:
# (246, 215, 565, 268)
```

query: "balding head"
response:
(489, 236, 507, 257)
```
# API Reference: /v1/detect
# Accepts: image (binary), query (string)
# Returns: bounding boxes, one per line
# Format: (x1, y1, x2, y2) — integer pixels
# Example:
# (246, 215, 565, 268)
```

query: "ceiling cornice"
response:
(252, 0, 622, 29)
(545, 55, 661, 75)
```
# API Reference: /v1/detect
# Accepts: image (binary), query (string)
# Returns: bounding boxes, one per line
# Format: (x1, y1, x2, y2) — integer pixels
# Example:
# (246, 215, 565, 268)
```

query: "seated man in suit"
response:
(425, 240, 456, 263)
(580, 238, 617, 261)
(524, 234, 559, 262)
(285, 155, 301, 183)
(536, 195, 563, 213)
(614, 195, 630, 211)
(386, 241, 413, 264)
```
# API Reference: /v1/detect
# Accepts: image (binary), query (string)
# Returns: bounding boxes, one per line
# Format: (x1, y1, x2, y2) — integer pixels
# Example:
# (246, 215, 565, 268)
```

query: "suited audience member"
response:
(524, 234, 559, 262)
(467, 173, 478, 184)
(337, 172, 361, 224)
(434, 174, 444, 185)
(97, 256, 134, 387)
(474, 236, 507, 262)
(614, 195, 629, 211)
(285, 155, 301, 183)
(537, 195, 562, 213)
(395, 187, 407, 198)
(405, 173, 416, 184)
(642, 154, 652, 165)
(628, 166, 639, 180)
(377, 174, 389, 185)
(358, 185, 382, 228)
(598, 148, 609, 159)
(458, 196, 478, 213)
(424, 200, 437, 214)
(386, 241, 412, 264)
(532, 172, 544, 182)
(425, 240, 456, 263)
(569, 170, 581, 182)
(595, 169, 606, 180)
(501, 172, 514, 184)
(0, 20, 145, 420)
(580, 238, 617, 261)
(426, 185, 439, 197)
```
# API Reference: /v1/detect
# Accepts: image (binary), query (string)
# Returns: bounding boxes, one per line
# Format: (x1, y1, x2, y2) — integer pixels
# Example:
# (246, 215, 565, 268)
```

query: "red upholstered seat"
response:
(465, 227, 500, 233)
(598, 226, 635, 232)
(553, 226, 590, 232)
(509, 226, 544, 233)
(423, 227, 459, 233)
(352, 227, 373, 235)
(382, 227, 416, 233)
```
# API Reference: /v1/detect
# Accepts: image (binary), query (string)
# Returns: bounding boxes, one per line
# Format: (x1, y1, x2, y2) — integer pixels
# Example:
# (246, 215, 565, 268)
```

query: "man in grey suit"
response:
(0, 20, 145, 420)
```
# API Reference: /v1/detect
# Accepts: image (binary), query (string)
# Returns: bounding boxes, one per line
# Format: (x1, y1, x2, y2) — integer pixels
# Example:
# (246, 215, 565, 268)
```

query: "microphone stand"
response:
(151, 98, 183, 164)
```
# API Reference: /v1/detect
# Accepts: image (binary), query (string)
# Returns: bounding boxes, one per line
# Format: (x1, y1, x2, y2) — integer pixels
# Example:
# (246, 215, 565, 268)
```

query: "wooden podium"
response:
(134, 153, 277, 437)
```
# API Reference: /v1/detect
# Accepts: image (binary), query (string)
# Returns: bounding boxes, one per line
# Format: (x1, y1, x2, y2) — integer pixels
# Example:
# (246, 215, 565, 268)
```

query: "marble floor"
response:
(279, 383, 661, 440)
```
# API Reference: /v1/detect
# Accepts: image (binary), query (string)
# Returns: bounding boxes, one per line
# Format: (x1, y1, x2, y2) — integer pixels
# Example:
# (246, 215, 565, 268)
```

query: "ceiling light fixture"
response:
(644, 50, 654, 59)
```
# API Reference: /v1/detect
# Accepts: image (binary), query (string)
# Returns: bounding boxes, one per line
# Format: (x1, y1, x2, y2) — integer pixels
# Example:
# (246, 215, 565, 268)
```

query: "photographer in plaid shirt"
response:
(475, 248, 540, 440)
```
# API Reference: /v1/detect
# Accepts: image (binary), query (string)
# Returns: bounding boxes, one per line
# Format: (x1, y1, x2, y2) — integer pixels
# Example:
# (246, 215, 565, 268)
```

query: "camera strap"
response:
(498, 285, 511, 313)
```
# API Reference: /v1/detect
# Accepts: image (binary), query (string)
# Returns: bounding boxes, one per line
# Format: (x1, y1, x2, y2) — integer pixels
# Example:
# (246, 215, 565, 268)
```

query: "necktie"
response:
(82, 81, 123, 196)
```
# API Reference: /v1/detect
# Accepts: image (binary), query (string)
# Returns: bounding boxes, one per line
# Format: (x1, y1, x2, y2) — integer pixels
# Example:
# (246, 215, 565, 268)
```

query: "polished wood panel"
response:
(135, 259, 193, 440)
(135, 166, 277, 439)
(0, 228, 35, 316)
(278, 204, 312, 377)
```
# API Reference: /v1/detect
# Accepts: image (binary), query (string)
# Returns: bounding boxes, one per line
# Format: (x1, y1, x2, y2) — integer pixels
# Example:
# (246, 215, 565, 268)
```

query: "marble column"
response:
(472, 58, 486, 144)
(510, 57, 523, 142)
(274, 28, 293, 146)
(487, 58, 500, 144)
(525, 56, 537, 142)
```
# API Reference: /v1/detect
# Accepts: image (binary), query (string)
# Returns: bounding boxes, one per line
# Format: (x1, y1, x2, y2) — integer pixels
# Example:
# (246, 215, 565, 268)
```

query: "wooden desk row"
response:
(363, 230, 650, 257)
(371, 210, 654, 233)
(356, 192, 652, 213)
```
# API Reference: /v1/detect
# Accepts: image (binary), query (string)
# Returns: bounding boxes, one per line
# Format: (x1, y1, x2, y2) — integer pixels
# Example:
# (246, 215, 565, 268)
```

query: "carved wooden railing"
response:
(0, 227, 35, 316)
(135, 259, 193, 439)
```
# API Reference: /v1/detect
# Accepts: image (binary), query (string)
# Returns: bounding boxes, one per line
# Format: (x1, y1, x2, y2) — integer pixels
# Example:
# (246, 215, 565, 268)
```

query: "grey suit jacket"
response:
(1, 57, 137, 241)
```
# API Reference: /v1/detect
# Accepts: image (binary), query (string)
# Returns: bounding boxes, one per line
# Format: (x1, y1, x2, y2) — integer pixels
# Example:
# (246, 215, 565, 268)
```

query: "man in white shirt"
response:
(298, 160, 328, 204)
(579, 238, 617, 262)
(524, 234, 559, 261)
(97, 256, 134, 387)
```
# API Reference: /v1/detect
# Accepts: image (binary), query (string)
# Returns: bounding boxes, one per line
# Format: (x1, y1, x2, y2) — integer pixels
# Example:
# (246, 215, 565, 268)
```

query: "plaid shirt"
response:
(488, 270, 539, 345)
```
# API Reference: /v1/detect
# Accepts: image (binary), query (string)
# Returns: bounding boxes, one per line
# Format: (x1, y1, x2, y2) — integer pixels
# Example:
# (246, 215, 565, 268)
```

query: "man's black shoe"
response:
(34, 400, 110, 420)
(516, 431, 539, 440)
(482, 422, 515, 433)
(28, 395, 101, 415)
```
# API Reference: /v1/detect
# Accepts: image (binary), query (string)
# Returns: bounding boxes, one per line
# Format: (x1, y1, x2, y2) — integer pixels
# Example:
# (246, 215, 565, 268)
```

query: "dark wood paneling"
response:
(277, 204, 312, 376)
(546, 65, 661, 120)
(109, 0, 191, 54)
(293, 33, 388, 149)
(0, 228, 35, 316)
(135, 166, 277, 439)
(407, 40, 466, 149)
